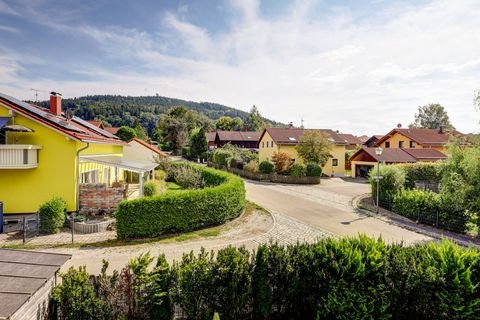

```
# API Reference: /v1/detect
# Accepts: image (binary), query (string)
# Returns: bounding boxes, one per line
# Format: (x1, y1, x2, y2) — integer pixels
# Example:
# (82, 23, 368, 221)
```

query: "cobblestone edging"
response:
(74, 219, 115, 234)
(353, 194, 480, 247)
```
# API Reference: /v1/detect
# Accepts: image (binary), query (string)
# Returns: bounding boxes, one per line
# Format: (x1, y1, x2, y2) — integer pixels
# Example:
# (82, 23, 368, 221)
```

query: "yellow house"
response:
(0, 92, 157, 214)
(373, 127, 462, 153)
(258, 128, 348, 176)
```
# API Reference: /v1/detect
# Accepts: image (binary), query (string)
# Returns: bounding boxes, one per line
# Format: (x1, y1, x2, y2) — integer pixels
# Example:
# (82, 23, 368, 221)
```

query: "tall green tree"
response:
(216, 116, 244, 131)
(189, 127, 208, 158)
(116, 126, 137, 141)
(410, 103, 454, 129)
(245, 106, 266, 131)
(295, 131, 332, 165)
(133, 118, 147, 140)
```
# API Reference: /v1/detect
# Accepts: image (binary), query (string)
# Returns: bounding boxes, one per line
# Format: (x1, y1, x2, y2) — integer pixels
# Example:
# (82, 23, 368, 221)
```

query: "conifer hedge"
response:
(116, 164, 245, 239)
(53, 237, 480, 320)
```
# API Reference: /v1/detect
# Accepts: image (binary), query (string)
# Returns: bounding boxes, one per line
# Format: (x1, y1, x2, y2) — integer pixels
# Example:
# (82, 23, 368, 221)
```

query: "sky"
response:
(0, 0, 479, 135)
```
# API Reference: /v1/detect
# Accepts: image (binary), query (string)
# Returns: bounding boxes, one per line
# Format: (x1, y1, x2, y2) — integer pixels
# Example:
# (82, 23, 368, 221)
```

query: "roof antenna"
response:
(300, 117, 304, 129)
(30, 88, 42, 103)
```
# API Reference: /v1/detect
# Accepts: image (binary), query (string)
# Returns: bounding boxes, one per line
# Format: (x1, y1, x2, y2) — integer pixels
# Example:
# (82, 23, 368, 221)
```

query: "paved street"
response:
(245, 178, 431, 245)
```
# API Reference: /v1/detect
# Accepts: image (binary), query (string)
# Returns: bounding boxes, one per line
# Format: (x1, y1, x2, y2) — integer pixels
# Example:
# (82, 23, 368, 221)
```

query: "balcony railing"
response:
(0, 145, 42, 169)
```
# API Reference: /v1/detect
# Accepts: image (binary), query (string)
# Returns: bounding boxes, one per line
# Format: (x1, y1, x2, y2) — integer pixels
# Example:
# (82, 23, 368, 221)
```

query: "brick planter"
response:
(74, 219, 115, 234)
(79, 183, 125, 215)
(208, 163, 321, 184)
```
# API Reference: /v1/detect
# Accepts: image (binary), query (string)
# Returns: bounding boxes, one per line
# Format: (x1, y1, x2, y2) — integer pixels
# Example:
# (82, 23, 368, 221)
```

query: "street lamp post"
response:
(375, 147, 383, 214)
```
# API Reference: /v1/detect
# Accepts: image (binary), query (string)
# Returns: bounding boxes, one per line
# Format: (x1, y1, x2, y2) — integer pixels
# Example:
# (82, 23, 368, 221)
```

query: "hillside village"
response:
(1, 0, 480, 319)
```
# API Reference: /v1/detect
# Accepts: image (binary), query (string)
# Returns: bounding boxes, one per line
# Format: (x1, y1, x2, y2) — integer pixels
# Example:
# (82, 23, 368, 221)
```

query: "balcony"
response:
(0, 145, 42, 169)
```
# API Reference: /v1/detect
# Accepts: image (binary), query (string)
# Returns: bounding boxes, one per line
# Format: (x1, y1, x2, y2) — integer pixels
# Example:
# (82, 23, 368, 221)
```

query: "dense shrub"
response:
(39, 197, 66, 234)
(369, 165, 406, 207)
(289, 163, 306, 177)
(244, 160, 259, 173)
(226, 157, 237, 169)
(52, 238, 480, 320)
(143, 181, 158, 197)
(155, 169, 167, 181)
(398, 162, 440, 189)
(116, 165, 245, 239)
(212, 149, 234, 167)
(306, 162, 322, 176)
(271, 151, 292, 173)
(393, 189, 439, 220)
(173, 165, 206, 189)
(258, 160, 274, 174)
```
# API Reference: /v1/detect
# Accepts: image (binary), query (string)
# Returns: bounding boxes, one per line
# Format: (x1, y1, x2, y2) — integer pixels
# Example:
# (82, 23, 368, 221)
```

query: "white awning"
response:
(80, 155, 158, 173)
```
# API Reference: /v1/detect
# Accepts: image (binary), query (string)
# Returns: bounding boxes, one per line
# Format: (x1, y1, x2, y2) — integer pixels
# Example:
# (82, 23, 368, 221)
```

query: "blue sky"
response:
(0, 0, 479, 135)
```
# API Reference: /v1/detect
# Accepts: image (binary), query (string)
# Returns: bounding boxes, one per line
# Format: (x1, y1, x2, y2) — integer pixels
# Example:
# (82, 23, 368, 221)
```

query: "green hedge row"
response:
(116, 164, 245, 239)
(53, 237, 480, 320)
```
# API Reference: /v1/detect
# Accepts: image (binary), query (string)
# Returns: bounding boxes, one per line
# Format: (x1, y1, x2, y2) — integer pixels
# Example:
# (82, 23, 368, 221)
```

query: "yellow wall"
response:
(379, 132, 446, 152)
(0, 104, 124, 214)
(258, 132, 346, 176)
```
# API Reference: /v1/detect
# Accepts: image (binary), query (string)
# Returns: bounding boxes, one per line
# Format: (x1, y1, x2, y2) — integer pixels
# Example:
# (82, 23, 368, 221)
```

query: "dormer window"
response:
(288, 137, 296, 141)
(410, 141, 416, 148)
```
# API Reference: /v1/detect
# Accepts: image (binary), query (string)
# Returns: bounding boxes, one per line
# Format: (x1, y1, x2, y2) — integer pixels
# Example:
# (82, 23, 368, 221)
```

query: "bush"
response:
(398, 162, 440, 189)
(369, 165, 406, 208)
(173, 165, 206, 189)
(116, 165, 245, 239)
(306, 162, 322, 176)
(39, 197, 66, 234)
(259, 161, 274, 174)
(212, 149, 234, 167)
(244, 160, 259, 173)
(393, 189, 439, 221)
(226, 157, 237, 169)
(271, 151, 292, 173)
(289, 163, 306, 177)
(53, 238, 480, 320)
(143, 181, 158, 197)
(155, 169, 167, 181)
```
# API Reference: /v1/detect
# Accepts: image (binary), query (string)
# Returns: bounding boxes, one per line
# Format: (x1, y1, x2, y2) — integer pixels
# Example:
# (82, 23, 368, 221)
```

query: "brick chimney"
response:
(49, 92, 62, 115)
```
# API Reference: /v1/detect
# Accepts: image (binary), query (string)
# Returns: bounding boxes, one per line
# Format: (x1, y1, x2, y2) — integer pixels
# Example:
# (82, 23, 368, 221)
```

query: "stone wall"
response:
(79, 183, 125, 214)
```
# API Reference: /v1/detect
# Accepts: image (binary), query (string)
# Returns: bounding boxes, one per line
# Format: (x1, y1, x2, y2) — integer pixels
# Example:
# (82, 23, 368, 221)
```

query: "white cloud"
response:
(1, 0, 480, 135)
(0, 25, 20, 33)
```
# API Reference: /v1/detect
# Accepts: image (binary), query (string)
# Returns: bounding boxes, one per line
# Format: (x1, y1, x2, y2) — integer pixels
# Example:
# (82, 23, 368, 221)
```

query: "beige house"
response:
(258, 128, 348, 176)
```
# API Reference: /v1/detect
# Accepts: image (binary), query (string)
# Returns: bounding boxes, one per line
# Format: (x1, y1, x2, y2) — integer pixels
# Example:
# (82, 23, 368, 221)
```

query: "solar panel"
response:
(0, 92, 83, 133)
(72, 116, 119, 139)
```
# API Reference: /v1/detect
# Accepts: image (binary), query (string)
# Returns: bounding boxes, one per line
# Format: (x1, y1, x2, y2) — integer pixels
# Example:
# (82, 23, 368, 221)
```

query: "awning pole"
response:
(139, 172, 144, 197)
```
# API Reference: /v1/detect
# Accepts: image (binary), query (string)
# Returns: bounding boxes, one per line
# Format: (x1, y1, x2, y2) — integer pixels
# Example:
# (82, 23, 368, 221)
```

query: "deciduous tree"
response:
(244, 106, 266, 131)
(295, 131, 332, 165)
(410, 103, 454, 129)
(116, 126, 137, 141)
(271, 151, 293, 173)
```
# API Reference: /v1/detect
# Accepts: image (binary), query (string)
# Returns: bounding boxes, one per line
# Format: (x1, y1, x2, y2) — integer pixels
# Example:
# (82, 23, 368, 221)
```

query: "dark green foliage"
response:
(116, 165, 245, 239)
(369, 165, 406, 207)
(212, 149, 234, 167)
(258, 160, 274, 174)
(399, 162, 440, 188)
(52, 238, 480, 320)
(38, 197, 66, 234)
(289, 163, 306, 177)
(393, 189, 439, 220)
(306, 162, 322, 176)
(190, 127, 208, 158)
(143, 181, 158, 197)
(211, 145, 258, 170)
(52, 266, 100, 320)
(116, 126, 137, 141)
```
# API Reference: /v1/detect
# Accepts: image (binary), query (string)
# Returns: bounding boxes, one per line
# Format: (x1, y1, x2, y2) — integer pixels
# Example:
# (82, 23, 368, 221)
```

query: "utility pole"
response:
(30, 88, 41, 103)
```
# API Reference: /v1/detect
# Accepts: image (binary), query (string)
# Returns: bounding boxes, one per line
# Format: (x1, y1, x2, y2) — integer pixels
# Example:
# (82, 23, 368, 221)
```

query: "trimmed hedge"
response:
(53, 238, 480, 320)
(259, 160, 274, 174)
(39, 197, 66, 234)
(306, 162, 322, 176)
(116, 164, 245, 239)
(143, 181, 158, 197)
(289, 163, 306, 177)
(398, 162, 440, 189)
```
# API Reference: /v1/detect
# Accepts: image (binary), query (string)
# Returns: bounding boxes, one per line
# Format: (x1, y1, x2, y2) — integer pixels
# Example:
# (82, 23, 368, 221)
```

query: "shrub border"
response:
(208, 163, 321, 185)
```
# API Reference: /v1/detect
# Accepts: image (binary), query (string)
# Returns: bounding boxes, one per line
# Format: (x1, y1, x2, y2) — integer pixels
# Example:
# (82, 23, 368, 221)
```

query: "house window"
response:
(266, 141, 269, 148)
(262, 141, 264, 148)
(410, 141, 416, 148)
(271, 141, 274, 148)
(399, 141, 404, 148)
(385, 141, 390, 148)
(332, 159, 338, 166)
(81, 170, 99, 183)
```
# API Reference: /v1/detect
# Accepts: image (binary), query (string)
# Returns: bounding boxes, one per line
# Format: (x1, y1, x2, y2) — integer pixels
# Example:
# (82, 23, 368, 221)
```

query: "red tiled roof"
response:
(261, 128, 348, 145)
(375, 128, 462, 147)
(87, 120, 102, 127)
(216, 130, 261, 142)
(206, 131, 217, 142)
(105, 127, 120, 134)
(350, 147, 447, 163)
(0, 93, 124, 145)
(128, 138, 167, 157)
(402, 148, 448, 160)
(338, 133, 362, 145)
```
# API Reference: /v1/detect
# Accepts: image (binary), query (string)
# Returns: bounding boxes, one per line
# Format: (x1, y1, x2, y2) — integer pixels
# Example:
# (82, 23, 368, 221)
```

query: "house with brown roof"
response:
(214, 130, 261, 149)
(206, 131, 217, 148)
(88, 119, 120, 135)
(338, 133, 363, 150)
(374, 127, 462, 152)
(259, 127, 349, 176)
(350, 147, 448, 178)
(363, 135, 383, 147)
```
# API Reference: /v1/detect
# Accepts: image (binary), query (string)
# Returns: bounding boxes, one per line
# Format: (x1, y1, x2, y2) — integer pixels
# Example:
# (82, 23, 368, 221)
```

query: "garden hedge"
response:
(53, 237, 480, 320)
(116, 164, 245, 239)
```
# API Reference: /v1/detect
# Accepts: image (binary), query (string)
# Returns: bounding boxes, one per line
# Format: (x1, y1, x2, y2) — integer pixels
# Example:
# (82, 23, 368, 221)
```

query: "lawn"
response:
(166, 181, 184, 191)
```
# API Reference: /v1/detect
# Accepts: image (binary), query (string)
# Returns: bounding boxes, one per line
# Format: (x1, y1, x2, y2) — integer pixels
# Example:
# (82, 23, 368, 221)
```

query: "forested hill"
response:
(36, 95, 282, 134)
